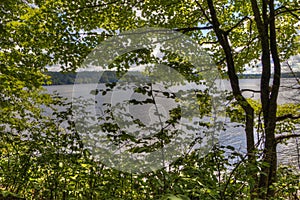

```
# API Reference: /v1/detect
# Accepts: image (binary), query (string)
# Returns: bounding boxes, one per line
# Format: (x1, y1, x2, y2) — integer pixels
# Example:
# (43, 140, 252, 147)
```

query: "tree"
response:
(1, 0, 299, 199)
(202, 1, 299, 198)
(104, 0, 299, 198)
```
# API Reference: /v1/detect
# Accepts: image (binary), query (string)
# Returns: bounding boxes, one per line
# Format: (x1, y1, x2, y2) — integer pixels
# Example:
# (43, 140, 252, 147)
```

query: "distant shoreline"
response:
(44, 71, 300, 85)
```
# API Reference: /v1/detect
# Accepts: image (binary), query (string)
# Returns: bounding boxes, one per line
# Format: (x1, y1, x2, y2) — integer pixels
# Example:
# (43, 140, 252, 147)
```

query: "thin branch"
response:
(195, 0, 213, 24)
(222, 152, 248, 197)
(199, 40, 219, 45)
(217, 36, 259, 66)
(235, 36, 259, 57)
(286, 61, 300, 84)
(275, 6, 300, 20)
(255, 109, 264, 149)
(70, 32, 114, 37)
(175, 26, 213, 33)
(241, 89, 261, 93)
(225, 16, 251, 35)
(69, 0, 119, 13)
(276, 133, 300, 143)
(216, 57, 226, 65)
(280, 85, 300, 90)
(276, 114, 300, 122)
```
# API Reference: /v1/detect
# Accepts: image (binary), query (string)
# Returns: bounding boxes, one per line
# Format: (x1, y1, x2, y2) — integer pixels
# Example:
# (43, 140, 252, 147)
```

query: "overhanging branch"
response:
(241, 89, 261, 93)
(275, 6, 300, 20)
(276, 114, 300, 121)
(175, 26, 213, 33)
(276, 133, 300, 143)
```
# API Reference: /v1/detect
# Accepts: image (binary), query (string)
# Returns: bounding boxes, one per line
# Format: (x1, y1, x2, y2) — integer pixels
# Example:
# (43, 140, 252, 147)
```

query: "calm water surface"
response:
(45, 79, 300, 167)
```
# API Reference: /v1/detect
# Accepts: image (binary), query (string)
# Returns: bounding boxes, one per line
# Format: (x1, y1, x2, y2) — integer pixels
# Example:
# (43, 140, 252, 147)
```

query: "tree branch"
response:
(286, 61, 300, 84)
(280, 85, 300, 90)
(276, 114, 300, 122)
(275, 6, 300, 20)
(216, 57, 226, 65)
(195, 0, 213, 24)
(175, 26, 213, 33)
(241, 89, 261, 93)
(71, 32, 114, 37)
(217, 36, 259, 66)
(225, 16, 251, 35)
(276, 133, 300, 143)
(234, 36, 259, 57)
(69, 1, 119, 13)
(199, 40, 219, 45)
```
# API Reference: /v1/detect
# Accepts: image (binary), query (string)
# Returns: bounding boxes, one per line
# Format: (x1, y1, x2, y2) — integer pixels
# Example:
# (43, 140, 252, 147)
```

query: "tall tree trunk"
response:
(206, 0, 255, 162)
(206, 0, 281, 198)
(205, 0, 257, 197)
(251, 0, 281, 198)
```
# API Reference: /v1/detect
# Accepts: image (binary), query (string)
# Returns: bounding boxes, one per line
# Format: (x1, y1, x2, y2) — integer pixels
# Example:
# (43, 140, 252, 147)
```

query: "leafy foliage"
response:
(1, 0, 299, 199)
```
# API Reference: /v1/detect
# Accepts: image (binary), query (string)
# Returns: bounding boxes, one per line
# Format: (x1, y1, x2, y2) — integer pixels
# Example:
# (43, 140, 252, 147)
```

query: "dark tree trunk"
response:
(205, 0, 258, 197)
(206, 0, 255, 162)
(205, 0, 282, 199)
(251, 0, 281, 198)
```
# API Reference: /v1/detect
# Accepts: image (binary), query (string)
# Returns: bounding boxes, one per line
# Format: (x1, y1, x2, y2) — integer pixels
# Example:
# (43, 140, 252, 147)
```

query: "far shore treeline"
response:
(45, 71, 300, 85)
(45, 71, 141, 85)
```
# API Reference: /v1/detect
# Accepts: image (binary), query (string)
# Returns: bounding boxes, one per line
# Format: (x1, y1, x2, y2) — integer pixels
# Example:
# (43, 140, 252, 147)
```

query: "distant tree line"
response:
(239, 72, 300, 79)
(45, 71, 300, 85)
(46, 71, 141, 85)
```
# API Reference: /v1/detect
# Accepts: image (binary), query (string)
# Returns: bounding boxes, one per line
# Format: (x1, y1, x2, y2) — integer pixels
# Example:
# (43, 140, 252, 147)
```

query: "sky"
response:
(244, 55, 300, 74)
(47, 51, 300, 74)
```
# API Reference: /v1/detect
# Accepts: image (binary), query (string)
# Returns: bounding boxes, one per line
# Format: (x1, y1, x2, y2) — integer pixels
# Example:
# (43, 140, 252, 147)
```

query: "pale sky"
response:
(47, 53, 300, 74)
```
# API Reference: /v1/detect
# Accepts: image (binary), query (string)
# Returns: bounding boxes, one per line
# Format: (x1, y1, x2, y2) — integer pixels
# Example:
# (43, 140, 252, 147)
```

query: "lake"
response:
(44, 79, 300, 168)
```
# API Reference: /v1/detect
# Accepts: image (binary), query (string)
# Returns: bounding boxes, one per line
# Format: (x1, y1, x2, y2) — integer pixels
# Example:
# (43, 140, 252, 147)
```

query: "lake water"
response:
(44, 79, 300, 168)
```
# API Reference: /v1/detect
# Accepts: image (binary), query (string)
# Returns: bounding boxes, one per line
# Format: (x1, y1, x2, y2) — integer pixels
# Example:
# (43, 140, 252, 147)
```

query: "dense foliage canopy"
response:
(0, 0, 299, 199)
